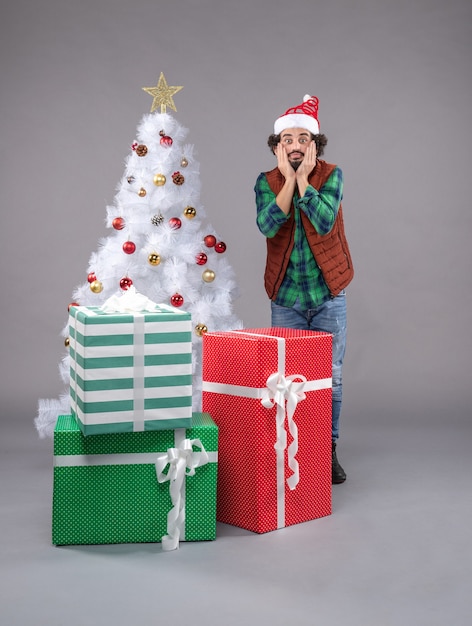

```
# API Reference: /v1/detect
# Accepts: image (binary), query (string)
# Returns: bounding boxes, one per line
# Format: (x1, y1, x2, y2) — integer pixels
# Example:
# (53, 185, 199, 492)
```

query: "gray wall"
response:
(1, 0, 471, 430)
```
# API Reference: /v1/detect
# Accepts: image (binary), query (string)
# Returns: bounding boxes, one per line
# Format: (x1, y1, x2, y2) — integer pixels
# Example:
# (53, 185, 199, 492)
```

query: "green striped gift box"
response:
(52, 413, 218, 546)
(69, 304, 193, 435)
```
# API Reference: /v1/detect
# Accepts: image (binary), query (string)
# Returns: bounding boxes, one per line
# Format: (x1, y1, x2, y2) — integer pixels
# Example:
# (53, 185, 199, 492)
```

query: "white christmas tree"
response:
(36, 73, 242, 437)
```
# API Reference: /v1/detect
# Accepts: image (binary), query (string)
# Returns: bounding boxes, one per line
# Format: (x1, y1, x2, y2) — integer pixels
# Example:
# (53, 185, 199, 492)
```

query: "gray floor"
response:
(1, 410, 471, 626)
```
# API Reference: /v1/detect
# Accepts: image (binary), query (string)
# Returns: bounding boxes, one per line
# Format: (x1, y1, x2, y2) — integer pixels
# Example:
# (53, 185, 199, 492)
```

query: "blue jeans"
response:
(271, 292, 347, 440)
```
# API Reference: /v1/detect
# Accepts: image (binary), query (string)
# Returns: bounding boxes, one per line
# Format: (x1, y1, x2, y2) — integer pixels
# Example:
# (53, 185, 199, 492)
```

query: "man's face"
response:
(279, 128, 314, 170)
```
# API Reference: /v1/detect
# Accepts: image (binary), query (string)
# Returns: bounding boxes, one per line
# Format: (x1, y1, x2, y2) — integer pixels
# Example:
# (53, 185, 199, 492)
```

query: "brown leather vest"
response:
(263, 160, 354, 300)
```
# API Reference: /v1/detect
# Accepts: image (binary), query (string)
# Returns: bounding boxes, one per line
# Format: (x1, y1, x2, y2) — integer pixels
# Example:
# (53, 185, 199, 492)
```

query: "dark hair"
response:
(267, 132, 328, 157)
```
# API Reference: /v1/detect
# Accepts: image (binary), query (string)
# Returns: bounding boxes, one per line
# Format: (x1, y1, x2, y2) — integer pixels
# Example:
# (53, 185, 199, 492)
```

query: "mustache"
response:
(288, 151, 303, 158)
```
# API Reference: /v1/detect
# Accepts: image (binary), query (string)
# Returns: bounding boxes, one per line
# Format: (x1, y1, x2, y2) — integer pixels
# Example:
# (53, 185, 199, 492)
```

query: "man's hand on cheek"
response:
(297, 143, 317, 178)
(276, 143, 295, 180)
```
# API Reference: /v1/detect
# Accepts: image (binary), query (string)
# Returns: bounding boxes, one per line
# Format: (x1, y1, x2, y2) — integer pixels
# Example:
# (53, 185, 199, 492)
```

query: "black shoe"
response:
(332, 441, 346, 484)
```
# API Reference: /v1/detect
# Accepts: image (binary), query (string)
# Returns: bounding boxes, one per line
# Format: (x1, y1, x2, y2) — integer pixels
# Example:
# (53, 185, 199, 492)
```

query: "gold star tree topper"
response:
(142, 72, 184, 113)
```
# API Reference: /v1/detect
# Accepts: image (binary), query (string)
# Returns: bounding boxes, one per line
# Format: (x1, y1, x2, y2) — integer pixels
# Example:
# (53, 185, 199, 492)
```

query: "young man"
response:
(255, 95, 354, 484)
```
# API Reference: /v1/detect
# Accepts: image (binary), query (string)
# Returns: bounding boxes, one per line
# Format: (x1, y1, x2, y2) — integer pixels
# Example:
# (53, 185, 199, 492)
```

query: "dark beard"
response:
(291, 160, 301, 171)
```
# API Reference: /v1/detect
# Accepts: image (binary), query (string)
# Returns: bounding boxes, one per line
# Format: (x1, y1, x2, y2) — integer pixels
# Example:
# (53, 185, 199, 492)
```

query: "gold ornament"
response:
(148, 253, 161, 266)
(180, 157, 188, 168)
(153, 173, 166, 186)
(142, 72, 184, 113)
(194, 324, 208, 337)
(90, 280, 103, 293)
(202, 269, 216, 283)
(64, 337, 70, 347)
(184, 206, 197, 219)
(138, 187, 147, 197)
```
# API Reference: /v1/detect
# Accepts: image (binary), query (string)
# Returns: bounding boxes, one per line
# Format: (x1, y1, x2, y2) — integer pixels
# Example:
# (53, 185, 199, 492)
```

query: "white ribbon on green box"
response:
(156, 434, 211, 551)
(69, 290, 193, 435)
(202, 331, 332, 530)
(53, 425, 217, 549)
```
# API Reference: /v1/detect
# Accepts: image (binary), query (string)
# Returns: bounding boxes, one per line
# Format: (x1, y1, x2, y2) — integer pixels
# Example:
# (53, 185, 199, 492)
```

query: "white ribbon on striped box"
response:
(68, 300, 192, 434)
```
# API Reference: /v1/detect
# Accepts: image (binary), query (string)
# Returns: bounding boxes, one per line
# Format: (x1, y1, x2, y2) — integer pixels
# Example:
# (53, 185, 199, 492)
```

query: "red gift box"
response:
(202, 327, 332, 533)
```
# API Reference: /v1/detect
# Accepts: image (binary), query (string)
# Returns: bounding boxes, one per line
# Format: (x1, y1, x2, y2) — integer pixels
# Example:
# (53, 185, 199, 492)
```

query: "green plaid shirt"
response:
(255, 166, 344, 309)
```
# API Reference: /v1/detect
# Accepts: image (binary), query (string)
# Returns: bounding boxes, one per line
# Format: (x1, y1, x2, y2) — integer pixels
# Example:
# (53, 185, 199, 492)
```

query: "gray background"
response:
(1, 0, 471, 422)
(1, 1, 471, 624)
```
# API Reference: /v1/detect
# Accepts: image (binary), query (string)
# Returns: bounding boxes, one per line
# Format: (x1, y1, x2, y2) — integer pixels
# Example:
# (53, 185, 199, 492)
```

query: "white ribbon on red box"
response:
(261, 371, 306, 492)
(202, 331, 332, 529)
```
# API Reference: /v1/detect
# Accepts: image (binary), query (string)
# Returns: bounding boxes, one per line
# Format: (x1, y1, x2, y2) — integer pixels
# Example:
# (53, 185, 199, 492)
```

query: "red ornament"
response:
(68, 302, 79, 311)
(112, 217, 125, 230)
(196, 252, 208, 266)
(160, 135, 173, 147)
(131, 141, 138, 151)
(120, 277, 133, 290)
(204, 235, 217, 248)
(170, 293, 184, 307)
(87, 272, 96, 283)
(122, 241, 136, 254)
(215, 241, 227, 253)
(169, 217, 182, 230)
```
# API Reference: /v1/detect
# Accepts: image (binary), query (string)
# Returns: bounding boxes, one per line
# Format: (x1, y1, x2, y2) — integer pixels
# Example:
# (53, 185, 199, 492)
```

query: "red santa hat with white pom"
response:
(274, 94, 320, 135)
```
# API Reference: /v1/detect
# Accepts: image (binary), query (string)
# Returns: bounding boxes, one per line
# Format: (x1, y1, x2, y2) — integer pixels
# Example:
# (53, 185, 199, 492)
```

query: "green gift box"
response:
(52, 413, 218, 549)
(69, 303, 193, 435)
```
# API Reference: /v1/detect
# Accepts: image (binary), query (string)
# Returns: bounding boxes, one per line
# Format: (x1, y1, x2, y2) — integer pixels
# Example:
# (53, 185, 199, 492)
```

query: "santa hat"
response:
(274, 95, 320, 135)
